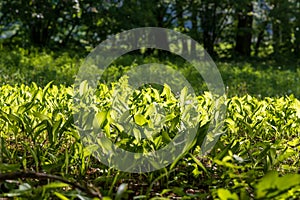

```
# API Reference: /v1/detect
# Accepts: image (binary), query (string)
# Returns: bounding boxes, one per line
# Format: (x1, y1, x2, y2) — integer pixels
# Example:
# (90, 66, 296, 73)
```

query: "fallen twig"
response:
(0, 171, 102, 199)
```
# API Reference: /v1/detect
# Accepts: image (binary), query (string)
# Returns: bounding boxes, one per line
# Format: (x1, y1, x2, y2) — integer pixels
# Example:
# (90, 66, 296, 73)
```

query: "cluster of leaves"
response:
(0, 79, 300, 199)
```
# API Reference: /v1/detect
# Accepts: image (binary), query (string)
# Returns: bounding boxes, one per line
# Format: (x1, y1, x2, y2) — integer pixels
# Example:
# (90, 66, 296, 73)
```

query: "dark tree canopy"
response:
(0, 0, 299, 59)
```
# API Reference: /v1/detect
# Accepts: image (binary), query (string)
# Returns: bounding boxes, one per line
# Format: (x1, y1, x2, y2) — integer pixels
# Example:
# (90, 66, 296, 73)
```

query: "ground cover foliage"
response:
(1, 48, 300, 98)
(2, 0, 300, 198)
(0, 49, 300, 199)
(0, 79, 299, 199)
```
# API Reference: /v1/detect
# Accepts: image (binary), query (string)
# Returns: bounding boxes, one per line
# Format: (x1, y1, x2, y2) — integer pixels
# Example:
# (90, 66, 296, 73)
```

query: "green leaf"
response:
(287, 138, 300, 147)
(134, 113, 148, 126)
(132, 127, 141, 142)
(162, 130, 171, 143)
(144, 103, 156, 117)
(217, 188, 239, 200)
(0, 163, 21, 172)
(102, 197, 113, 200)
(165, 112, 176, 122)
(54, 192, 69, 200)
(115, 183, 128, 200)
(79, 80, 89, 96)
(43, 182, 69, 189)
(83, 144, 98, 157)
(52, 118, 63, 136)
(161, 84, 172, 98)
(33, 112, 52, 124)
(189, 153, 208, 174)
(6, 183, 32, 197)
(93, 111, 107, 129)
(256, 171, 300, 199)
(42, 81, 54, 101)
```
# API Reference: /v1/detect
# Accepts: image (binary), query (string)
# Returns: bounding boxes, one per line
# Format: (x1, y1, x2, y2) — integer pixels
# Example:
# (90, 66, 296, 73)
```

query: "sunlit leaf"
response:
(134, 113, 148, 126)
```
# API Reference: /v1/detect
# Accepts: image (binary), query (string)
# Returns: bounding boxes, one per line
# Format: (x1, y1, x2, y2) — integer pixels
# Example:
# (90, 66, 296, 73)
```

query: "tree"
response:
(196, 0, 233, 56)
(294, 2, 300, 56)
(0, 0, 81, 47)
(234, 1, 253, 56)
(269, 0, 294, 56)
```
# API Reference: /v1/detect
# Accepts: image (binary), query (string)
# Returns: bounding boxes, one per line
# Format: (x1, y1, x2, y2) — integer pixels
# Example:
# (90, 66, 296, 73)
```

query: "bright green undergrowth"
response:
(0, 48, 81, 86)
(1, 48, 300, 98)
(0, 81, 299, 199)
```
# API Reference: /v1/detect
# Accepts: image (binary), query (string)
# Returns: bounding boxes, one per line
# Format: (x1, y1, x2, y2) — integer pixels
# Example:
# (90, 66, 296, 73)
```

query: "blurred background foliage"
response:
(1, 0, 300, 59)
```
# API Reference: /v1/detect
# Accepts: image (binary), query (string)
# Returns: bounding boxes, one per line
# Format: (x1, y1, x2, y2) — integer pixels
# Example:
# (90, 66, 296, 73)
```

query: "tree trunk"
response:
(190, 3, 198, 57)
(156, 4, 169, 52)
(30, 20, 52, 46)
(235, 3, 253, 56)
(294, 28, 300, 56)
(201, 1, 216, 56)
(175, 0, 189, 56)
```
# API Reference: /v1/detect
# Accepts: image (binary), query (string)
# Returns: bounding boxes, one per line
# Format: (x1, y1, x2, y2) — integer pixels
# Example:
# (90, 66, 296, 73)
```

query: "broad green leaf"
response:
(79, 80, 89, 96)
(144, 103, 156, 117)
(132, 127, 141, 142)
(165, 112, 176, 122)
(83, 144, 98, 157)
(134, 113, 148, 126)
(33, 112, 52, 124)
(93, 111, 107, 129)
(217, 188, 239, 200)
(288, 138, 300, 147)
(256, 171, 300, 198)
(161, 84, 172, 98)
